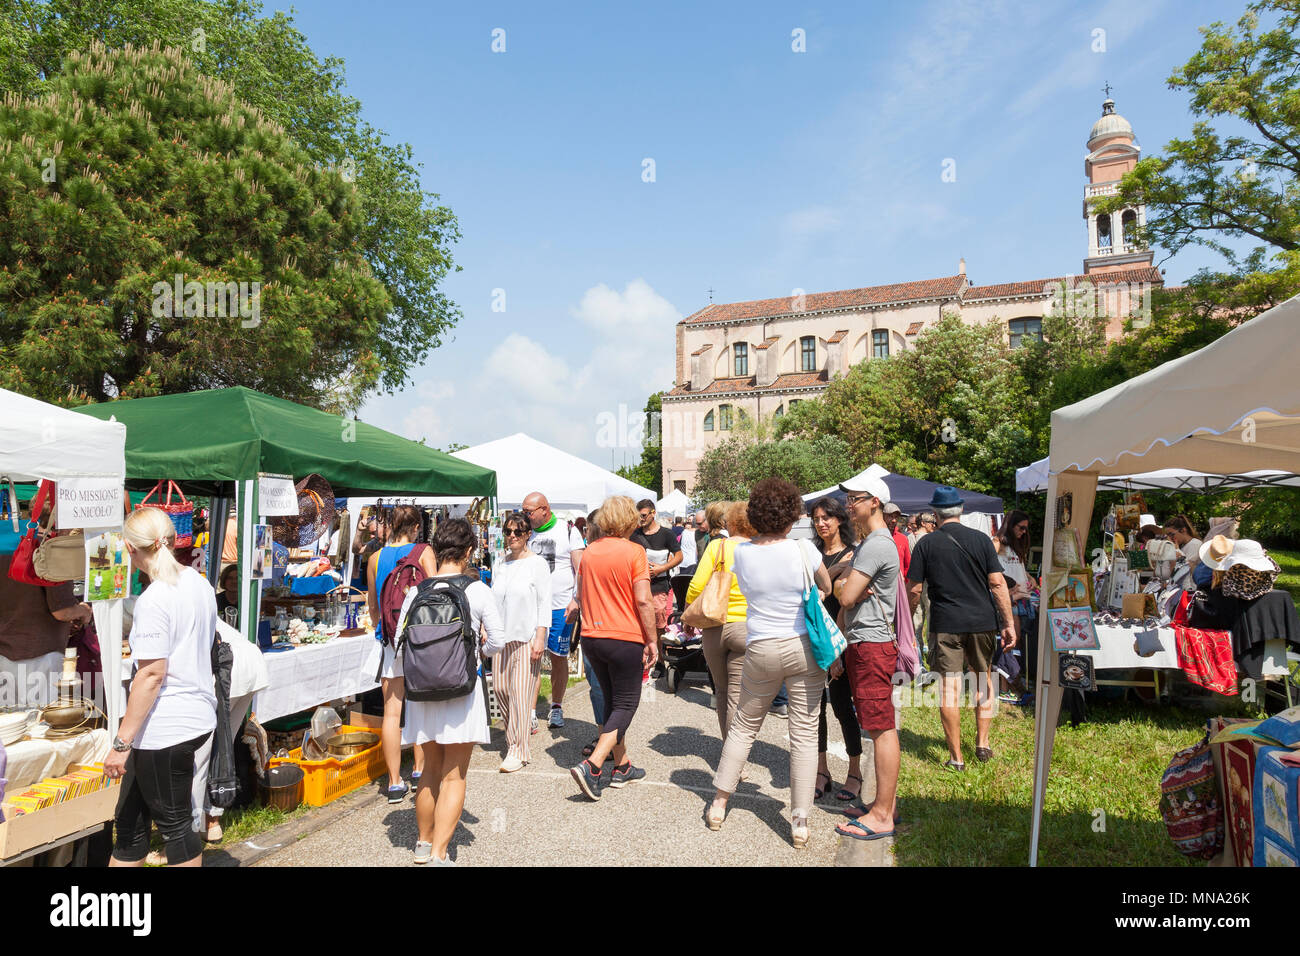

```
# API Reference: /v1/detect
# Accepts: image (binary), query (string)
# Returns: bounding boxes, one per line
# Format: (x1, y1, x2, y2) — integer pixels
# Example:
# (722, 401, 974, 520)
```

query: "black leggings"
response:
(817, 672, 863, 758)
(113, 732, 210, 865)
(584, 637, 645, 744)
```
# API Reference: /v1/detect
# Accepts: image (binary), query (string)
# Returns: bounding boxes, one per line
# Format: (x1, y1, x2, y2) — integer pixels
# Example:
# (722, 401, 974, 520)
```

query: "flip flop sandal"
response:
(582, 738, 598, 757)
(975, 747, 994, 763)
(814, 770, 833, 801)
(835, 773, 863, 801)
(943, 759, 966, 772)
(843, 800, 902, 825)
(836, 818, 894, 841)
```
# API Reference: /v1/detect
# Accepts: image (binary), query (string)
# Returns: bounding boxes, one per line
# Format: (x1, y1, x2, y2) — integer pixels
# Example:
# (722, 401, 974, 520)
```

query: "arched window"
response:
(800, 336, 816, 371)
(734, 342, 748, 376)
(1121, 209, 1137, 248)
(773, 404, 784, 419)
(703, 409, 714, 432)
(1097, 213, 1112, 248)
(718, 404, 733, 430)
(1009, 317, 1042, 348)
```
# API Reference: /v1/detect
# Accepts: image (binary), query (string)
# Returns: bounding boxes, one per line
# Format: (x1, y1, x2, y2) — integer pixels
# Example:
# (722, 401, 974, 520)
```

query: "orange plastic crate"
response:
(267, 725, 386, 807)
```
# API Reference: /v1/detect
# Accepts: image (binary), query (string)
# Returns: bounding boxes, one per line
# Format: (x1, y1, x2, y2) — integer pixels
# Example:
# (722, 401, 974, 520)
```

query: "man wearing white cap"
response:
(832, 469, 900, 841)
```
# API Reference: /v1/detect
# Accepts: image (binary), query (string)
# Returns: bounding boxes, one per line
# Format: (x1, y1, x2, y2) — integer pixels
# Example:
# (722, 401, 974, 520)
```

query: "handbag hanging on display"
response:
(682, 539, 730, 629)
(7, 480, 58, 586)
(136, 480, 194, 547)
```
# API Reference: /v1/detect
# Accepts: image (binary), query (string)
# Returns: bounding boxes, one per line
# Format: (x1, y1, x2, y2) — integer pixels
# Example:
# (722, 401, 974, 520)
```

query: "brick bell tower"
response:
(1082, 90, 1154, 276)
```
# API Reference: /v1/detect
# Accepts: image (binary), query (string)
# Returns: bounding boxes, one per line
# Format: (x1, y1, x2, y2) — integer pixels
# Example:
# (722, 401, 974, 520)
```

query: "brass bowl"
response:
(41, 701, 89, 729)
(324, 731, 379, 758)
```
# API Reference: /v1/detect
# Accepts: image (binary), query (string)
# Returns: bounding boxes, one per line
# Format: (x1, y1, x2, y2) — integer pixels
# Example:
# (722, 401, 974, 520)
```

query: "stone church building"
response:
(661, 97, 1164, 494)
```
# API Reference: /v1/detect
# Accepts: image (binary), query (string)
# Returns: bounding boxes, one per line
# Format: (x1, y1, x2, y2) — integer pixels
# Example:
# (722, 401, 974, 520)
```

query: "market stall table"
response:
(2, 730, 110, 791)
(1078, 620, 1179, 696)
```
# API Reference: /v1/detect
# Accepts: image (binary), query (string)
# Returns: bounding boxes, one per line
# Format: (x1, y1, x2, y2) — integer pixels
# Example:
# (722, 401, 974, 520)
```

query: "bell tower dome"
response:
(1082, 92, 1153, 275)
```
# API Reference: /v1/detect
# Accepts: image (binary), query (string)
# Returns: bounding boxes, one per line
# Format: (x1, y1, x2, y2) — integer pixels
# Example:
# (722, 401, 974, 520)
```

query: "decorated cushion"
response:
(1160, 733, 1223, 860)
(1254, 705, 1300, 749)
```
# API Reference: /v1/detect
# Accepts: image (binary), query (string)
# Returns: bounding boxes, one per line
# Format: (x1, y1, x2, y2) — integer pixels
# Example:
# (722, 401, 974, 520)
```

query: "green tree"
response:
(0, 42, 389, 407)
(689, 432, 857, 504)
(1101, 0, 1300, 259)
(2, 0, 461, 399)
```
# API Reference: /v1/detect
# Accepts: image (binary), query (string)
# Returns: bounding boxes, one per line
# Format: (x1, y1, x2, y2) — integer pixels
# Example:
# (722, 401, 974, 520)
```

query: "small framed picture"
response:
(1059, 654, 1095, 691)
(1047, 606, 1100, 651)
(1055, 492, 1073, 529)
(1051, 526, 1084, 570)
(1049, 571, 1094, 610)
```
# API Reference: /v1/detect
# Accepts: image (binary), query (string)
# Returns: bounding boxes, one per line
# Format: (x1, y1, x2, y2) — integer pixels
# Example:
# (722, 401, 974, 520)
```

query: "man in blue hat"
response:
(906, 486, 1015, 770)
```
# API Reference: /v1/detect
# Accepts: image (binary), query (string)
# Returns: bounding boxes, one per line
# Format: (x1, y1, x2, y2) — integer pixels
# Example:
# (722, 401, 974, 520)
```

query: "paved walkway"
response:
(246, 670, 893, 867)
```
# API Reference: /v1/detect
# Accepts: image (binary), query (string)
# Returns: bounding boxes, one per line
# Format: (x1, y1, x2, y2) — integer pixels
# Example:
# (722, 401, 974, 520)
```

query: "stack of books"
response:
(1, 764, 119, 818)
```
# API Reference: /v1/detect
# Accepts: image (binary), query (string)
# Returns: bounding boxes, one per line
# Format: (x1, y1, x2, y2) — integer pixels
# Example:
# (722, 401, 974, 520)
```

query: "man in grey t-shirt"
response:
(834, 470, 903, 843)
(845, 527, 899, 644)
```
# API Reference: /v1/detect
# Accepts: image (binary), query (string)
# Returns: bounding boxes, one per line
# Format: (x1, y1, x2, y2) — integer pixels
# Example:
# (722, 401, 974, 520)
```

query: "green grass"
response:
(1272, 548, 1300, 601)
(892, 698, 1221, 866)
(536, 674, 584, 704)
(216, 801, 309, 844)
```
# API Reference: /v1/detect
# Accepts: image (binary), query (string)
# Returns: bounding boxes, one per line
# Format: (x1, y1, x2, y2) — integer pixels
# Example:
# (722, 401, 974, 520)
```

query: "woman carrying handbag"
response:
(684, 501, 753, 741)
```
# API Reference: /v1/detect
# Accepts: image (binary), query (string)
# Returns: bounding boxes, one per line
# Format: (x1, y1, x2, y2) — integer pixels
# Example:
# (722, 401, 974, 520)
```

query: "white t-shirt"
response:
(1182, 538, 1203, 574)
(129, 566, 218, 750)
(998, 550, 1029, 590)
(528, 521, 585, 609)
(491, 552, 552, 645)
(674, 528, 698, 574)
(732, 538, 822, 644)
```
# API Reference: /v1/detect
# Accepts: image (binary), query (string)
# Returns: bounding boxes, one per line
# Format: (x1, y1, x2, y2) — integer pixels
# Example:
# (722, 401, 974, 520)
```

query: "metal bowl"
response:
(324, 731, 379, 758)
(41, 701, 90, 729)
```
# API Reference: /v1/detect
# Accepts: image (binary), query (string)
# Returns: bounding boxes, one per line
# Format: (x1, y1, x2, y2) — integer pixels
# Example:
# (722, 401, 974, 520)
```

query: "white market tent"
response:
(1029, 294, 1300, 865)
(1015, 456, 1300, 494)
(454, 432, 656, 515)
(0, 388, 128, 735)
(657, 489, 690, 517)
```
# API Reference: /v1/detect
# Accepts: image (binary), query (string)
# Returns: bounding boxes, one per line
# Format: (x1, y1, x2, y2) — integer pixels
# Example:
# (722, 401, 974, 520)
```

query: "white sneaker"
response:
(499, 754, 525, 773)
(413, 841, 433, 864)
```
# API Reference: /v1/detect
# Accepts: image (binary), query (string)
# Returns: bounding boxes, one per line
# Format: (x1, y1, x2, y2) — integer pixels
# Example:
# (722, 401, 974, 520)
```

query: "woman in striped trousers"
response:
(490, 512, 552, 772)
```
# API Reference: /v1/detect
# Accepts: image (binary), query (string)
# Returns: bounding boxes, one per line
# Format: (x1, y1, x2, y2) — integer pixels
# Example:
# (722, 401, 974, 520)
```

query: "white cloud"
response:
(572, 278, 679, 331)
(416, 380, 455, 401)
(402, 405, 449, 447)
(485, 333, 575, 405)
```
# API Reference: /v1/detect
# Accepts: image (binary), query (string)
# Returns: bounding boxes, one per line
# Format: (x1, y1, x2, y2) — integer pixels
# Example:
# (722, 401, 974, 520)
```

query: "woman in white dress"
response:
(405, 519, 505, 865)
(490, 512, 550, 772)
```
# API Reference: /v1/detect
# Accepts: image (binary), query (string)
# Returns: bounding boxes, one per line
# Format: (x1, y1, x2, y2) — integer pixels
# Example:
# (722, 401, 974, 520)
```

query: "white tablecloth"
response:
(3, 729, 110, 790)
(250, 632, 380, 722)
(114, 633, 380, 725)
(1076, 622, 1180, 671)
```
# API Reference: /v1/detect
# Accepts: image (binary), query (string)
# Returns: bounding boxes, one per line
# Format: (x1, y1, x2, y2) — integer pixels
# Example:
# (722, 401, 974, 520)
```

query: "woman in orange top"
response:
(569, 496, 658, 801)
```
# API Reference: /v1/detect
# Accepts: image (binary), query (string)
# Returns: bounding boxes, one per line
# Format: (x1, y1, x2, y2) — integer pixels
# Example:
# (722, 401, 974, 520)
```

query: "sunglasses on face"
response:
(846, 494, 869, 505)
(639, 512, 654, 520)
(504, 527, 529, 538)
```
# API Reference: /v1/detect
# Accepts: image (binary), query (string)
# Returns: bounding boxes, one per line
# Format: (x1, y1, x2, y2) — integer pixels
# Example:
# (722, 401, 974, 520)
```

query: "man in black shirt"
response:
(633, 499, 682, 677)
(906, 487, 1015, 772)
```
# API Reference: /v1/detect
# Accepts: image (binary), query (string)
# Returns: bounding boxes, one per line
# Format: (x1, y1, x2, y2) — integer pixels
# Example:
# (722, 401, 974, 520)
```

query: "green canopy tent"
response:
(76, 387, 496, 647)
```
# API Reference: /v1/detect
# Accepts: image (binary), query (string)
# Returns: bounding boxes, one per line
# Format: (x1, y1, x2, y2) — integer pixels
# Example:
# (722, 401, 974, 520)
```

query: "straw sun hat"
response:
(271, 474, 336, 548)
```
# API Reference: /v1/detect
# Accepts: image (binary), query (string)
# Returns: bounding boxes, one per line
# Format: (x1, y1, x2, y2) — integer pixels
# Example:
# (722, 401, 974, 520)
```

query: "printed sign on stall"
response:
(252, 523, 273, 580)
(56, 477, 124, 530)
(258, 473, 298, 517)
(84, 530, 131, 602)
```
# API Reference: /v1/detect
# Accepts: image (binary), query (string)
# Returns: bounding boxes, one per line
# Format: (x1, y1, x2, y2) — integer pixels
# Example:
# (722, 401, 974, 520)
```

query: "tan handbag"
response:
(682, 538, 731, 628)
(32, 502, 85, 582)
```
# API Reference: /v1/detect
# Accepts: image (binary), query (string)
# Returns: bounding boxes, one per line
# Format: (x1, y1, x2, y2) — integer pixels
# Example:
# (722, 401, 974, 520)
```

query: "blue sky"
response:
(277, 0, 1254, 469)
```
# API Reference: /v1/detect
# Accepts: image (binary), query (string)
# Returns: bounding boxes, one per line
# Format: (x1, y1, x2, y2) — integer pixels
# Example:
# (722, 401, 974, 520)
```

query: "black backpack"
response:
(395, 574, 478, 701)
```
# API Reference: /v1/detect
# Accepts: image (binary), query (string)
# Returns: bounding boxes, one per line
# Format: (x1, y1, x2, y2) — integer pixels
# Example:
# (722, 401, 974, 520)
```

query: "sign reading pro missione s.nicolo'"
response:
(55, 478, 125, 530)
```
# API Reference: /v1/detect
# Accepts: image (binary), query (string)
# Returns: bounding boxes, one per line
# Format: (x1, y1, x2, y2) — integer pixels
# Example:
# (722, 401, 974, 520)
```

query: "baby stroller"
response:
(661, 586, 712, 694)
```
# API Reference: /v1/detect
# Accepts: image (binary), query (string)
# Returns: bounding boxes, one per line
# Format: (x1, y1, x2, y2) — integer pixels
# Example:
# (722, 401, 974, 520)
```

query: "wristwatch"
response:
(112, 735, 131, 752)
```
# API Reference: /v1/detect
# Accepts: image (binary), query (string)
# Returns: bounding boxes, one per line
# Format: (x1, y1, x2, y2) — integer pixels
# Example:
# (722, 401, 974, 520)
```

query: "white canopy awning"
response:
(1015, 456, 1300, 494)
(1031, 293, 1300, 867)
(454, 432, 656, 514)
(0, 388, 126, 483)
(656, 488, 690, 516)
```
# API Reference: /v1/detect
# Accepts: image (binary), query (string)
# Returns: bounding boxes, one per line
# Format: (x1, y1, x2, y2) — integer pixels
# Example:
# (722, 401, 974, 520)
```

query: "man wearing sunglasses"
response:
(632, 499, 682, 677)
(521, 492, 586, 729)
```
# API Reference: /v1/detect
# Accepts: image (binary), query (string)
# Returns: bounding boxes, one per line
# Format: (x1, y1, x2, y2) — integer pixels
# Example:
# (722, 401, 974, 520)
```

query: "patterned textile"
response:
(1222, 562, 1279, 602)
(1255, 705, 1300, 748)
(1173, 623, 1238, 696)
(1253, 746, 1299, 866)
(1160, 733, 1223, 860)
(1222, 738, 1264, 867)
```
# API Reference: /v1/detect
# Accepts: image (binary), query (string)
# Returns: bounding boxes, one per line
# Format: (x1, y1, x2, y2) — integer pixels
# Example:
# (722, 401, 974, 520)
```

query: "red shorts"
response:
(652, 591, 673, 631)
(844, 641, 898, 734)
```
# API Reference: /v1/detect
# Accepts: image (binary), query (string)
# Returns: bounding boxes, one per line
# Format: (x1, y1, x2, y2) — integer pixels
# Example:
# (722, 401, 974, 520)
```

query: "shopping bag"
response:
(682, 540, 729, 629)
(801, 545, 846, 671)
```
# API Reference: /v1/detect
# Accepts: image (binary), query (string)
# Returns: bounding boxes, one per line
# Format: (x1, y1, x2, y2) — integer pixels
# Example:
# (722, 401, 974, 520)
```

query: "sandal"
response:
(834, 773, 863, 802)
(975, 747, 993, 763)
(582, 737, 598, 757)
(836, 818, 893, 841)
(843, 800, 901, 825)
(943, 759, 966, 772)
(791, 814, 809, 849)
(814, 770, 833, 801)
(705, 804, 726, 831)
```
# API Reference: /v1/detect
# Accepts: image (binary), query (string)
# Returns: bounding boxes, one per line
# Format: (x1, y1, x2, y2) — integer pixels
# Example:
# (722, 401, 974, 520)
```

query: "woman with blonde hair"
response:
(687, 501, 752, 740)
(569, 496, 659, 800)
(106, 507, 217, 867)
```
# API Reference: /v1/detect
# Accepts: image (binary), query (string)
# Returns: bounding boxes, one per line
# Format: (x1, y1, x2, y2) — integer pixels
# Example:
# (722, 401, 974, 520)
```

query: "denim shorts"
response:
(547, 608, 574, 655)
